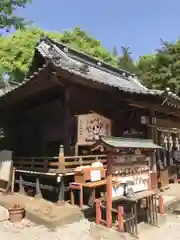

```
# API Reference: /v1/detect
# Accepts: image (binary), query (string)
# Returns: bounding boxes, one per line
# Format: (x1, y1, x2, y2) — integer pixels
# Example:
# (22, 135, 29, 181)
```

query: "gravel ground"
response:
(1, 206, 180, 240)
(0, 206, 113, 240)
(0, 218, 95, 240)
(139, 214, 180, 240)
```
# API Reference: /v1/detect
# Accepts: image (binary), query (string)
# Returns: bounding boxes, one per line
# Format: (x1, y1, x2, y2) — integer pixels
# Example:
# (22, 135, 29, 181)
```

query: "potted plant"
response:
(8, 204, 25, 223)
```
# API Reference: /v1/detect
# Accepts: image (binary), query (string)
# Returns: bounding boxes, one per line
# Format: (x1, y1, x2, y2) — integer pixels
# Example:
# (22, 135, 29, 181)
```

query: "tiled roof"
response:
(0, 63, 48, 97)
(35, 37, 180, 108)
(1, 36, 180, 109)
(96, 136, 162, 149)
(36, 37, 160, 96)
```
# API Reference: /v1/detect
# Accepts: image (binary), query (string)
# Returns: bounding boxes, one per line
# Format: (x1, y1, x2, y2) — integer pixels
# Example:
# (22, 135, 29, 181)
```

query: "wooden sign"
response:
(111, 154, 146, 170)
(77, 113, 111, 146)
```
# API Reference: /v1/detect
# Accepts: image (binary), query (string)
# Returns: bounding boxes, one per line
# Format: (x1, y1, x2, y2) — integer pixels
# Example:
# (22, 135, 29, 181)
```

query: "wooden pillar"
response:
(19, 174, 26, 195)
(11, 167, 15, 194)
(64, 88, 71, 155)
(58, 145, 65, 173)
(106, 153, 112, 228)
(147, 110, 158, 189)
(117, 206, 124, 232)
(159, 195, 164, 214)
(148, 110, 157, 173)
(95, 199, 101, 224)
(35, 177, 42, 198)
(58, 176, 65, 201)
(57, 145, 65, 202)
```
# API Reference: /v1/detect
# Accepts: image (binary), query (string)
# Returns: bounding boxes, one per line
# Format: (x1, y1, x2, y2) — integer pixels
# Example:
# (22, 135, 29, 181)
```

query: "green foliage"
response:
(3, 26, 180, 95)
(136, 40, 180, 94)
(117, 47, 136, 74)
(0, 0, 31, 30)
(136, 55, 157, 88)
(60, 27, 118, 66)
(0, 28, 65, 82)
(0, 27, 120, 83)
(112, 46, 118, 57)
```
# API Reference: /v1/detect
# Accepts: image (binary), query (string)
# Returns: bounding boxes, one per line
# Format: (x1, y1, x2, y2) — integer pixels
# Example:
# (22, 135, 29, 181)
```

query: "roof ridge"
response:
(41, 36, 138, 79)
(36, 38, 161, 95)
(39, 36, 149, 90)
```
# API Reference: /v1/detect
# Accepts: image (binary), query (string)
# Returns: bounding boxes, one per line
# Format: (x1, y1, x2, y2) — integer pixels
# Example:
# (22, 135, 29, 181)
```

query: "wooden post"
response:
(75, 143, 79, 156)
(148, 110, 158, 189)
(58, 145, 65, 173)
(117, 206, 124, 232)
(95, 199, 101, 224)
(150, 111, 157, 173)
(79, 185, 83, 209)
(70, 187, 75, 206)
(19, 174, 26, 195)
(64, 88, 71, 155)
(11, 167, 15, 193)
(148, 173, 152, 190)
(35, 177, 42, 198)
(106, 153, 112, 228)
(159, 195, 164, 214)
(58, 175, 65, 202)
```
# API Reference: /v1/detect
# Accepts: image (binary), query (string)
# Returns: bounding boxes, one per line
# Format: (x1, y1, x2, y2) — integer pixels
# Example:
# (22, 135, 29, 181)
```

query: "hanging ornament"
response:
(169, 135, 174, 165)
(164, 135, 168, 150)
(175, 137, 180, 151)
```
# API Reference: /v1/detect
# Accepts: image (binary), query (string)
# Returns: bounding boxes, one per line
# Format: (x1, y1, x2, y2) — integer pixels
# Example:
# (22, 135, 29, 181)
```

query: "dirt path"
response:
(139, 214, 180, 240)
(0, 206, 122, 240)
(2, 185, 180, 239)
(1, 205, 180, 240)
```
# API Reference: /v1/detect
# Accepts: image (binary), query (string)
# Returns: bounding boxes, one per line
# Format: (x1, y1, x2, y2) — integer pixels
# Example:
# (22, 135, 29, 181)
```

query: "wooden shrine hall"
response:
(0, 36, 179, 204)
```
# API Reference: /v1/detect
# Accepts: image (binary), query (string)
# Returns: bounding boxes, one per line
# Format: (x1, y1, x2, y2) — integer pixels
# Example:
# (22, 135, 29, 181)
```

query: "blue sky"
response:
(16, 0, 180, 60)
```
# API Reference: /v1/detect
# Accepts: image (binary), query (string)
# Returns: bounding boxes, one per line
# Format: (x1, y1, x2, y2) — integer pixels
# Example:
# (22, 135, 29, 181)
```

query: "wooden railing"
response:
(95, 193, 161, 238)
(14, 154, 107, 173)
(95, 199, 126, 232)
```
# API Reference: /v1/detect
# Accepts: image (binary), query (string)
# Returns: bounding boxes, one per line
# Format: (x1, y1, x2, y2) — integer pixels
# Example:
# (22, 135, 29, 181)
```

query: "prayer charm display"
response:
(111, 152, 150, 197)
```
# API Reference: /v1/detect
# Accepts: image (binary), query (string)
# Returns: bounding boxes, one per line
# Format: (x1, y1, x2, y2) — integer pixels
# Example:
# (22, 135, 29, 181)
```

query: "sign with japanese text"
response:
(77, 113, 111, 145)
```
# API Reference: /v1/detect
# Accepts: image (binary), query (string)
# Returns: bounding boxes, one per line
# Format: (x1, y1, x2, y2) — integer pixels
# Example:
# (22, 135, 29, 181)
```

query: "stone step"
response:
(0, 193, 84, 229)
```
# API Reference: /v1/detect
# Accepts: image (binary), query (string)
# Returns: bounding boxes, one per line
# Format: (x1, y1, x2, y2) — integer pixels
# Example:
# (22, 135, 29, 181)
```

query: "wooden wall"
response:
(1, 79, 149, 157)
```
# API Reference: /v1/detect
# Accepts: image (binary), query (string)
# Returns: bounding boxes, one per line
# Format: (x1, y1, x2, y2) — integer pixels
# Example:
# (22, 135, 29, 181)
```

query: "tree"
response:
(0, 0, 32, 84)
(112, 46, 118, 57)
(60, 27, 117, 66)
(136, 54, 157, 88)
(0, 0, 31, 31)
(117, 46, 136, 73)
(136, 40, 180, 94)
(0, 28, 65, 82)
(4, 26, 180, 94)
